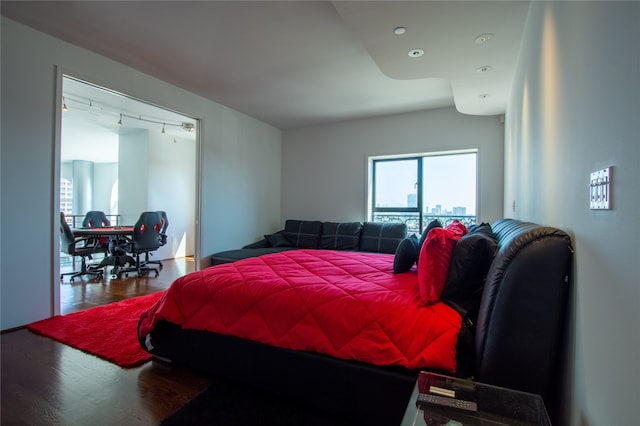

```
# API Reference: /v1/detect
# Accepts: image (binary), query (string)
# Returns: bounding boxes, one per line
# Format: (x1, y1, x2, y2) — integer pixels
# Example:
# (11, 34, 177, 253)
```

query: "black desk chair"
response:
(144, 210, 168, 269)
(59, 212, 104, 283)
(82, 210, 111, 228)
(82, 210, 111, 251)
(117, 211, 163, 277)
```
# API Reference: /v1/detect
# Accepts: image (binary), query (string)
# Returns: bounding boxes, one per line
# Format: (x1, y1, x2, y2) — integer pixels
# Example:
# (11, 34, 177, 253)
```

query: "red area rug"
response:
(27, 292, 163, 368)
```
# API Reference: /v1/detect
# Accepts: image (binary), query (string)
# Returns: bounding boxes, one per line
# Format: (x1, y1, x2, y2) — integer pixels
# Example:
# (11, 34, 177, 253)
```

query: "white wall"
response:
(71, 160, 93, 214)
(93, 163, 118, 215)
(506, 2, 640, 425)
(119, 130, 150, 225)
(63, 126, 196, 260)
(0, 18, 281, 329)
(282, 108, 504, 225)
(147, 131, 196, 259)
(207, 107, 282, 245)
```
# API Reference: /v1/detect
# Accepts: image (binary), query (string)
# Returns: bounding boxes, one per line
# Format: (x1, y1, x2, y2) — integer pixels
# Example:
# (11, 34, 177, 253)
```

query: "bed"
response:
(138, 219, 573, 425)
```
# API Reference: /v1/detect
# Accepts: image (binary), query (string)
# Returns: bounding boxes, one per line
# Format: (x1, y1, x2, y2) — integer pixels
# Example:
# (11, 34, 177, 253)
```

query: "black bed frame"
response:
(143, 219, 573, 425)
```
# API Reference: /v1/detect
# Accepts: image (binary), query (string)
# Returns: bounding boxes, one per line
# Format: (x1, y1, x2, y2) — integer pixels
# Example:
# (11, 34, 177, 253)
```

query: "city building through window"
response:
(60, 178, 73, 216)
(369, 151, 477, 234)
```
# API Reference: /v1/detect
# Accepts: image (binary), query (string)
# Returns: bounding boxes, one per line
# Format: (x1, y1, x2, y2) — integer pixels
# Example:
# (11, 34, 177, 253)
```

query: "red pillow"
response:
(417, 221, 468, 305)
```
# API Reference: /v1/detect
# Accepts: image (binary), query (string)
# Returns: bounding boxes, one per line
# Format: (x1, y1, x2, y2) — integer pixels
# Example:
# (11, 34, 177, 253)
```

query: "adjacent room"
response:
(1, 2, 638, 426)
(57, 75, 197, 310)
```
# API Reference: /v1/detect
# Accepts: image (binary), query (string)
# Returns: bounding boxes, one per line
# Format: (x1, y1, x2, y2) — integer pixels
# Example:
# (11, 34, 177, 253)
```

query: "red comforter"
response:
(138, 249, 462, 371)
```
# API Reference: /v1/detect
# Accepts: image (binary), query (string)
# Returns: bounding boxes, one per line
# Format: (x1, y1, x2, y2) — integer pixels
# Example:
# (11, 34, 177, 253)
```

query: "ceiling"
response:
(1, 1, 529, 130)
(61, 76, 197, 162)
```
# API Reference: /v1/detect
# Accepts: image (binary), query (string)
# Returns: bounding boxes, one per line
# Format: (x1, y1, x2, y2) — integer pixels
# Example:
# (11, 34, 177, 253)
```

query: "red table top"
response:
(72, 226, 133, 236)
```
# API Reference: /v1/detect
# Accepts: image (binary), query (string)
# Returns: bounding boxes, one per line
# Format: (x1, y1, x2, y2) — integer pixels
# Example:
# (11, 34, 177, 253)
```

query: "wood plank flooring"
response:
(1, 257, 212, 426)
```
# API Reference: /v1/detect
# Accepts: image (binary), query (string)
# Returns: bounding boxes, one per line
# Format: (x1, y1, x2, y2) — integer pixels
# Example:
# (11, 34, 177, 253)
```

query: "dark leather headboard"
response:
(474, 219, 573, 403)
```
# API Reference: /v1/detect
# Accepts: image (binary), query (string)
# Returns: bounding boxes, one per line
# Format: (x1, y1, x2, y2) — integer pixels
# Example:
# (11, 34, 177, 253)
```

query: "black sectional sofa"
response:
(211, 219, 408, 266)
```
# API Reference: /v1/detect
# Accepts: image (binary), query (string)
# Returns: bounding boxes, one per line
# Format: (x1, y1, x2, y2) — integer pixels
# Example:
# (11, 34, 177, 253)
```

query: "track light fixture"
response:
(63, 94, 195, 134)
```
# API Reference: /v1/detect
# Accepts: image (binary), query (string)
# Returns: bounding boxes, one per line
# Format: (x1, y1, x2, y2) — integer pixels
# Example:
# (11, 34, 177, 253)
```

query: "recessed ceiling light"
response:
(475, 33, 494, 44)
(476, 65, 492, 73)
(408, 48, 424, 58)
(393, 26, 407, 35)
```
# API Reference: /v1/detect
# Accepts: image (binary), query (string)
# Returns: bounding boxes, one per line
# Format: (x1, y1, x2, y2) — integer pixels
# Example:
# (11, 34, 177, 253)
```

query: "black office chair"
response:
(119, 211, 163, 277)
(144, 210, 168, 268)
(60, 212, 104, 283)
(82, 210, 112, 250)
(82, 210, 111, 228)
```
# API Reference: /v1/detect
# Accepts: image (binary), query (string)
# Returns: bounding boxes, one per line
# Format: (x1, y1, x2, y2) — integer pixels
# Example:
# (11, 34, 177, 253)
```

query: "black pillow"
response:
(264, 230, 293, 248)
(416, 219, 442, 265)
(359, 222, 407, 254)
(466, 222, 498, 242)
(283, 220, 323, 248)
(319, 222, 363, 250)
(442, 229, 498, 317)
(418, 219, 443, 247)
(393, 234, 420, 274)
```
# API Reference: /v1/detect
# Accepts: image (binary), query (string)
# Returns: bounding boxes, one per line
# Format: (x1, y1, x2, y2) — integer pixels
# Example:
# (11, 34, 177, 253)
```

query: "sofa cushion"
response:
(393, 234, 420, 273)
(417, 221, 468, 306)
(264, 230, 293, 248)
(242, 238, 271, 249)
(442, 224, 498, 316)
(283, 220, 323, 248)
(319, 222, 363, 250)
(211, 247, 297, 266)
(359, 222, 407, 254)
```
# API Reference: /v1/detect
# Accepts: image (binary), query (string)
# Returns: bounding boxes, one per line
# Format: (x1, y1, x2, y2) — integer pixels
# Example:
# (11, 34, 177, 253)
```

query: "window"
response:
(60, 178, 73, 216)
(370, 151, 477, 234)
(110, 179, 119, 215)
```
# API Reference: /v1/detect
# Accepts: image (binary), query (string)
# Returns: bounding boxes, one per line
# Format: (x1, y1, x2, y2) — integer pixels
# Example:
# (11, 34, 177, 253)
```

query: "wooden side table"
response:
(401, 371, 551, 426)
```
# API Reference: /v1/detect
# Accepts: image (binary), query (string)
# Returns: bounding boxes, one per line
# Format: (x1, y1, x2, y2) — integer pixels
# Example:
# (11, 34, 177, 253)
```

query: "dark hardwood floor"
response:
(1, 257, 213, 426)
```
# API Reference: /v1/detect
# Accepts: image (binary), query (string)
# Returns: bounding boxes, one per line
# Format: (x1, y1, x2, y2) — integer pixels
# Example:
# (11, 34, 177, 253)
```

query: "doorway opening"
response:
(58, 75, 198, 310)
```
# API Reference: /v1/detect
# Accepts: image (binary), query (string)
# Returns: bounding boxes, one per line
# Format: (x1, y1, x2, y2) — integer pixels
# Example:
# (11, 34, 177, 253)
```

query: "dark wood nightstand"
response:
(401, 371, 551, 426)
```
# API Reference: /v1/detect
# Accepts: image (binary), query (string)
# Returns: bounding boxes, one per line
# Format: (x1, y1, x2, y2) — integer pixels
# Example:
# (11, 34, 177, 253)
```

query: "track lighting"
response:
(63, 93, 195, 134)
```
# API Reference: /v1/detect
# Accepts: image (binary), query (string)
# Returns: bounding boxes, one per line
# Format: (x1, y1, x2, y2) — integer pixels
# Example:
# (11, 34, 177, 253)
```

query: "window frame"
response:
(372, 156, 422, 214)
(368, 149, 478, 233)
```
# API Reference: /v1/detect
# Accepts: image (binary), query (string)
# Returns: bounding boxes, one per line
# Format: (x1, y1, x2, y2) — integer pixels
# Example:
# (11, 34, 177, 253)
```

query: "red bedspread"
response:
(138, 249, 462, 371)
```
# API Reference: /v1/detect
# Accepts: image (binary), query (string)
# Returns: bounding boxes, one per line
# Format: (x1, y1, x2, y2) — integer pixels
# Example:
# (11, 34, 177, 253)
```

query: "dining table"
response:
(72, 226, 134, 238)
(72, 226, 135, 277)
